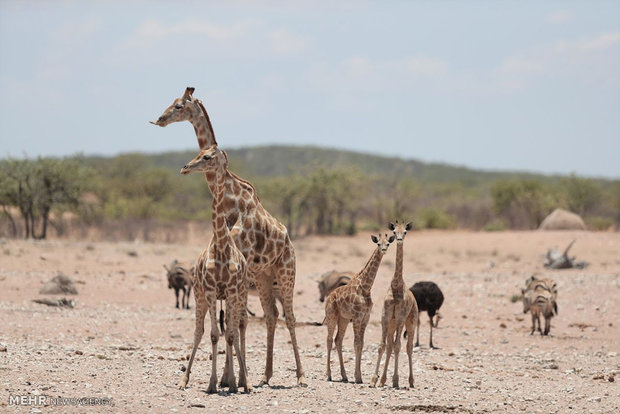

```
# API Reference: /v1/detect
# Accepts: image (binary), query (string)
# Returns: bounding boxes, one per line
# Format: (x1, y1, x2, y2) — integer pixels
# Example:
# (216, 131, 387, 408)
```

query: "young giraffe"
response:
(152, 87, 305, 386)
(178, 146, 249, 393)
(371, 221, 418, 388)
(324, 233, 395, 384)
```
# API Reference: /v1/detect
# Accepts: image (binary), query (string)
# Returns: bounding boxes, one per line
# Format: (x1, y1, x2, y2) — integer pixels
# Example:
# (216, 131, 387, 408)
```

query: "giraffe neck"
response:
(356, 246, 383, 296)
(391, 242, 404, 299)
(190, 101, 217, 150)
(209, 167, 232, 250)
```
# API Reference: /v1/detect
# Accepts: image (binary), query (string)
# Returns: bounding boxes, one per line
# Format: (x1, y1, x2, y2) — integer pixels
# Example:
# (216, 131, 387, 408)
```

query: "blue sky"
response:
(1, 1, 619, 178)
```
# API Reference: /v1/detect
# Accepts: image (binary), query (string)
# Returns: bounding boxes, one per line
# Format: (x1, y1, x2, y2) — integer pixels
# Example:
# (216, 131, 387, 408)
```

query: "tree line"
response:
(0, 151, 618, 240)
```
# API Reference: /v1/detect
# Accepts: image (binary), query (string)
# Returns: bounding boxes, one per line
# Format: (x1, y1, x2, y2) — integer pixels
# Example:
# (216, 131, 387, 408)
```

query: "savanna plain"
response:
(1, 230, 619, 413)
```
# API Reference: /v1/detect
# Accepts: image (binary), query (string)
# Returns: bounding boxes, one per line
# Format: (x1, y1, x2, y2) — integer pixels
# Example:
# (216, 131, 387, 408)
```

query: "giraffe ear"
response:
(405, 222, 413, 231)
(183, 87, 195, 100)
(388, 235, 395, 243)
(388, 222, 395, 231)
(371, 235, 378, 243)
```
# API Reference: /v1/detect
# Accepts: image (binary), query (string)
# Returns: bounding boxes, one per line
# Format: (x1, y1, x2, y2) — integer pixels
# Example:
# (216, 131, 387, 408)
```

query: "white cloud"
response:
(405, 56, 448, 76)
(269, 28, 310, 54)
(556, 32, 620, 53)
(124, 19, 251, 48)
(575, 32, 620, 51)
(498, 57, 543, 75)
(343, 56, 374, 78)
(546, 10, 573, 24)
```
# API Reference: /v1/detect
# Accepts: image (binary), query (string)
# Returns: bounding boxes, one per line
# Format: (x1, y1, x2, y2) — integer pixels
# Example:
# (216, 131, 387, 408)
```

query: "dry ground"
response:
(0, 230, 619, 413)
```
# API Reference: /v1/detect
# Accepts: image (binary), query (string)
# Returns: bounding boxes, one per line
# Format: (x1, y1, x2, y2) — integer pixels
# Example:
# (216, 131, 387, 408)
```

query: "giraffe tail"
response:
(218, 300, 225, 335)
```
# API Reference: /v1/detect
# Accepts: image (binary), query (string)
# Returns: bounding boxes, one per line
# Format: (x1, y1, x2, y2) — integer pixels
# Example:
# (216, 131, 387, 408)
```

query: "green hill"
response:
(86, 144, 574, 187)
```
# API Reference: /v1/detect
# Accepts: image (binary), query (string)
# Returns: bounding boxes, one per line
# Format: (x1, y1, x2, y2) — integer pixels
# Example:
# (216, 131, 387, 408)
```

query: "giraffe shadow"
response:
(196, 388, 251, 396)
(258, 384, 295, 390)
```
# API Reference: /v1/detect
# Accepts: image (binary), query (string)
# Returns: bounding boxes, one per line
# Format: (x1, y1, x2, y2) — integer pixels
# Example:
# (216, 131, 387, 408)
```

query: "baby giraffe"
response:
(371, 221, 418, 388)
(178, 146, 249, 393)
(324, 233, 395, 384)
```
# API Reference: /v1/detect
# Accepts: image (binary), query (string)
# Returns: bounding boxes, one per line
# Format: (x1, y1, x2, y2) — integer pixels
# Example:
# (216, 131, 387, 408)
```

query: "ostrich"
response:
(407, 281, 444, 349)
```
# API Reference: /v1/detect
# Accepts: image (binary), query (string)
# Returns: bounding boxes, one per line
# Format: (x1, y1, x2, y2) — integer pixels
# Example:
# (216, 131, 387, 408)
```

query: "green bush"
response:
(483, 220, 506, 232)
(586, 216, 614, 231)
(417, 208, 456, 229)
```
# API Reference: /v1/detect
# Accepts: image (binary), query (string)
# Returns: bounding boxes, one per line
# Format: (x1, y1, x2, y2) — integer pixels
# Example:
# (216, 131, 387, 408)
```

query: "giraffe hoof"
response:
(257, 377, 269, 387)
(297, 375, 308, 387)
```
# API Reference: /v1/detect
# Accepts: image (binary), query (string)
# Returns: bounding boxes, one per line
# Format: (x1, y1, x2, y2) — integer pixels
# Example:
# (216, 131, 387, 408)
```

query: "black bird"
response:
(408, 281, 444, 349)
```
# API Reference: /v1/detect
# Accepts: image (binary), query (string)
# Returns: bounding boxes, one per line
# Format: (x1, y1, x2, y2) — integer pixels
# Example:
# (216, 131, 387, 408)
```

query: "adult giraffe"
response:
(151, 87, 306, 387)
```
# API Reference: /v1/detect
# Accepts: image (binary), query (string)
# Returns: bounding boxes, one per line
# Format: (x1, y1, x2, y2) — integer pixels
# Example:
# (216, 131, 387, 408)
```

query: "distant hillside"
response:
(86, 145, 573, 187)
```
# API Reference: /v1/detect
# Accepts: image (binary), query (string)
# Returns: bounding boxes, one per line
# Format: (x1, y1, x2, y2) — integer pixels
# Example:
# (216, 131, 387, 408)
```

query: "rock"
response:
(539, 208, 586, 230)
(39, 273, 78, 295)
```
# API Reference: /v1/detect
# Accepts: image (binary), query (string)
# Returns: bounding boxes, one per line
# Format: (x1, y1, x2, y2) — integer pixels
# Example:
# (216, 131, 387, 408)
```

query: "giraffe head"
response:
(180, 145, 228, 175)
(370, 233, 395, 255)
(151, 87, 198, 127)
(388, 221, 413, 244)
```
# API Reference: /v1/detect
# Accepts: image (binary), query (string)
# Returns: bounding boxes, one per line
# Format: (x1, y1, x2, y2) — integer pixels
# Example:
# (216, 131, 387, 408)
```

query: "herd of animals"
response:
(152, 87, 558, 394)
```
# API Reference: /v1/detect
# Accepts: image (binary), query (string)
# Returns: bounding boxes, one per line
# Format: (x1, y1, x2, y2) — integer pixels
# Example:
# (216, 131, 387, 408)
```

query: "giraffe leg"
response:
(238, 290, 248, 383)
(178, 286, 208, 389)
(233, 301, 250, 393)
(220, 307, 236, 389)
(255, 273, 277, 387)
(380, 323, 395, 387)
(220, 299, 234, 387)
(206, 296, 219, 394)
(530, 312, 536, 335)
(353, 314, 370, 384)
(405, 313, 416, 388)
(324, 307, 337, 382)
(415, 314, 421, 347)
(371, 316, 389, 387)
(174, 287, 180, 309)
(335, 316, 349, 383)
(537, 313, 543, 336)
(224, 297, 238, 393)
(275, 251, 307, 386)
(392, 324, 404, 388)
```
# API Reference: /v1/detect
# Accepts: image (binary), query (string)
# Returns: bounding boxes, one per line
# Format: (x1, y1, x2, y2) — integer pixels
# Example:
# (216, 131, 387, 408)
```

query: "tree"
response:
(560, 174, 601, 217)
(0, 157, 92, 239)
(490, 179, 553, 229)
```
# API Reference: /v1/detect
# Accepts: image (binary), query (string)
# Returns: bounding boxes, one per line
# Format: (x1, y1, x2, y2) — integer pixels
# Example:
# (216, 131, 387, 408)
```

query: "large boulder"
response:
(39, 273, 78, 295)
(539, 208, 587, 231)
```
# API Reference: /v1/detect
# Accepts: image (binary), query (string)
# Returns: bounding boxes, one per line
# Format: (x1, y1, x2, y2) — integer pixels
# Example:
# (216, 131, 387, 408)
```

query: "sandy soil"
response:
(1, 230, 619, 413)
